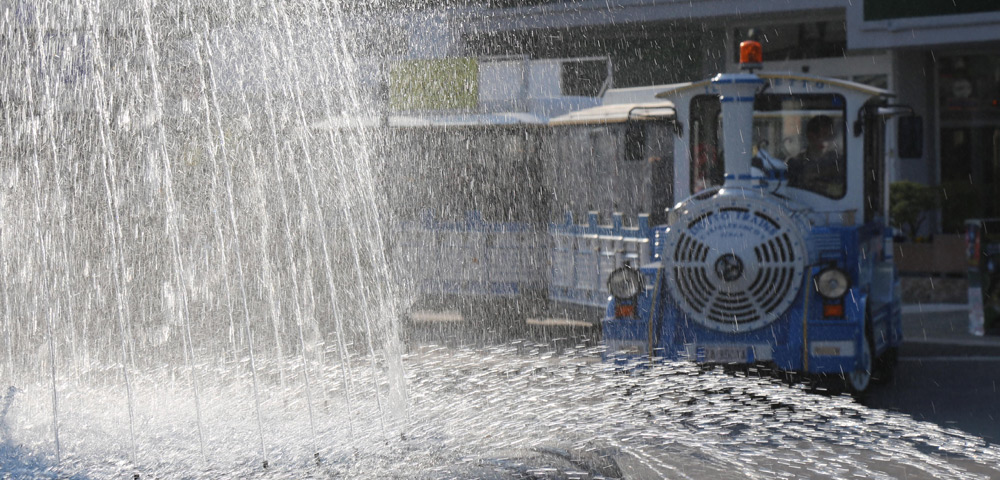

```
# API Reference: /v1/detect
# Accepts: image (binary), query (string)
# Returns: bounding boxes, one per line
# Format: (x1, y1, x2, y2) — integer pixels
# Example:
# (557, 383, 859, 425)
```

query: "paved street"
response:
(865, 304, 1000, 444)
(405, 302, 1000, 445)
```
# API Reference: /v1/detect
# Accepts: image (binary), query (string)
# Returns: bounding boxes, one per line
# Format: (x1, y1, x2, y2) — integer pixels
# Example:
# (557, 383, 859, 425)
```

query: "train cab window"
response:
(644, 121, 674, 225)
(753, 94, 847, 199)
(689, 95, 724, 193)
(863, 107, 887, 223)
(690, 93, 847, 198)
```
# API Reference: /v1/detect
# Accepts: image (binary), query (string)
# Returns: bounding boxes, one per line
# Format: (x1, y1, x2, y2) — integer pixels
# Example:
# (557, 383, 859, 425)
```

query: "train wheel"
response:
(845, 329, 874, 395)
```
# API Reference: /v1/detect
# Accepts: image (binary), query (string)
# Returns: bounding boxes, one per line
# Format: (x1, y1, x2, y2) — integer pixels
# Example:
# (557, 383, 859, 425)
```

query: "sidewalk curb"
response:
(904, 338, 1000, 348)
(901, 303, 970, 314)
(900, 339, 1000, 357)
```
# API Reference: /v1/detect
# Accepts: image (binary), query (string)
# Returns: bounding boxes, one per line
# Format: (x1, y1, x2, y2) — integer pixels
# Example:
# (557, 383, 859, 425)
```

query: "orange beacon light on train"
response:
(739, 40, 762, 71)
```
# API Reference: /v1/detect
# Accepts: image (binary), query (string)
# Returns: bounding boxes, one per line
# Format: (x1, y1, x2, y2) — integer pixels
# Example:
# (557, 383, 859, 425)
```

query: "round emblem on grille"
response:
(664, 191, 808, 333)
(715, 253, 744, 282)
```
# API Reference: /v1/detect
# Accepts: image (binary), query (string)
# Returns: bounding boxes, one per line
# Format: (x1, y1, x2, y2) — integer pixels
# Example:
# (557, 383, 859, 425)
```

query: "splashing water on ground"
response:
(5, 341, 1000, 478)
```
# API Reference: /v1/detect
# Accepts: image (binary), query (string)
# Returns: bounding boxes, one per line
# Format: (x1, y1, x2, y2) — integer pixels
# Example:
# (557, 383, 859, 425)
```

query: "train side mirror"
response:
(897, 115, 923, 159)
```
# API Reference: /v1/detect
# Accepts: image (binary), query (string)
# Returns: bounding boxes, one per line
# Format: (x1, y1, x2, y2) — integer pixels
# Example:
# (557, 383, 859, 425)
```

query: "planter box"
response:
(896, 234, 967, 275)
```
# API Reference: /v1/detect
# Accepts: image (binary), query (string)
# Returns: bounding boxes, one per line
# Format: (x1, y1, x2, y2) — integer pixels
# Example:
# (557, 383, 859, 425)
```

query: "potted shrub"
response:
(889, 180, 938, 241)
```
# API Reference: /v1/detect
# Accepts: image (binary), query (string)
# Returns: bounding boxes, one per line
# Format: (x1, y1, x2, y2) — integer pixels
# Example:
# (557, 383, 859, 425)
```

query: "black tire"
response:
(872, 346, 898, 385)
(844, 328, 874, 396)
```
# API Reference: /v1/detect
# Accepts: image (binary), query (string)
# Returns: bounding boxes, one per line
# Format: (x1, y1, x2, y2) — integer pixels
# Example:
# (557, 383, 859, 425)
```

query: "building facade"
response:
(390, 0, 1000, 234)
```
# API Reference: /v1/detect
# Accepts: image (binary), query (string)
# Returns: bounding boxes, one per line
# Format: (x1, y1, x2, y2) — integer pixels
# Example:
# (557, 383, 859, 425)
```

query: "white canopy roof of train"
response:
(389, 112, 546, 127)
(305, 112, 546, 131)
(653, 72, 893, 99)
(548, 101, 676, 126)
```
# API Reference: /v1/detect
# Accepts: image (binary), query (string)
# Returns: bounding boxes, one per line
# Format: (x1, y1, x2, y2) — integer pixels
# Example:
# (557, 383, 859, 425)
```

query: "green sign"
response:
(389, 58, 479, 111)
(864, 0, 1000, 21)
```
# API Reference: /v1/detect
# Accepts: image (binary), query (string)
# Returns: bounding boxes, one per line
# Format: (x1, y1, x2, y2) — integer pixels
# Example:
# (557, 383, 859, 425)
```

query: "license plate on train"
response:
(697, 345, 749, 363)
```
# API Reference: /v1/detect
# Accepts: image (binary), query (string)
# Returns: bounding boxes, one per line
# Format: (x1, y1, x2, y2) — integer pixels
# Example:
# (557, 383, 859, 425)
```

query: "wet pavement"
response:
(406, 301, 1000, 447)
(5, 303, 1000, 478)
(865, 303, 1000, 445)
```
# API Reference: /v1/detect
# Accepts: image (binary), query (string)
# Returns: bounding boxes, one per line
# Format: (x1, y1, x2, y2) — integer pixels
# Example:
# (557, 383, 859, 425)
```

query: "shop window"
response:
(938, 54, 1000, 232)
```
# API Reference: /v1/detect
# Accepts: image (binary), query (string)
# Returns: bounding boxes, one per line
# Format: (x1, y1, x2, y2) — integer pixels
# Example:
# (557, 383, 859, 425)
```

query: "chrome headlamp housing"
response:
(815, 267, 850, 299)
(608, 266, 643, 300)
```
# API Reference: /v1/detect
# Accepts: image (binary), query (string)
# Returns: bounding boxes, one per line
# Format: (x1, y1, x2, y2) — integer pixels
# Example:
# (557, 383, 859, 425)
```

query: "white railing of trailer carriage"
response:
(397, 211, 547, 297)
(549, 212, 653, 307)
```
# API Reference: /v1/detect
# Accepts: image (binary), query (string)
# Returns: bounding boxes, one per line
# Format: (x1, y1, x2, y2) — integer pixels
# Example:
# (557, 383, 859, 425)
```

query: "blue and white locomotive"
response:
(602, 41, 904, 393)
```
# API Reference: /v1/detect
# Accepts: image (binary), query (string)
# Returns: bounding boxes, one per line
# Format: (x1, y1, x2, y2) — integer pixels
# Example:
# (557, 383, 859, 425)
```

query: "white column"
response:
(712, 73, 764, 189)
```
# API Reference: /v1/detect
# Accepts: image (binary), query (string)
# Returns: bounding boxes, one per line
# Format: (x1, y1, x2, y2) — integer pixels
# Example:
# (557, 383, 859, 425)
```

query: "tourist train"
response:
(600, 41, 905, 393)
(391, 43, 906, 392)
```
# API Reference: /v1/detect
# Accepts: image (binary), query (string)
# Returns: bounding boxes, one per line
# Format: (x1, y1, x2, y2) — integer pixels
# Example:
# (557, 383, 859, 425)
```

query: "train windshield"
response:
(690, 93, 847, 198)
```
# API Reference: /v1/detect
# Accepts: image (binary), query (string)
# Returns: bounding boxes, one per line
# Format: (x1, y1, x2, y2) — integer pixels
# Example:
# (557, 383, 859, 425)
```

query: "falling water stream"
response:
(2, 1, 1000, 479)
(0, 0, 405, 476)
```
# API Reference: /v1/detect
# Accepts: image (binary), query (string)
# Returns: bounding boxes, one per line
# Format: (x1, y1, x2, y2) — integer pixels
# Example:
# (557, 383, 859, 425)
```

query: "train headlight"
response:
(815, 267, 850, 299)
(608, 266, 643, 300)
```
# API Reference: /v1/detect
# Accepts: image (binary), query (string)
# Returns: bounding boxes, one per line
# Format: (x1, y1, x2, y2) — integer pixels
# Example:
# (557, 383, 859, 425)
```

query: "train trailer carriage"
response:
(602, 42, 904, 394)
(389, 113, 551, 328)
(535, 100, 677, 329)
(395, 96, 682, 331)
